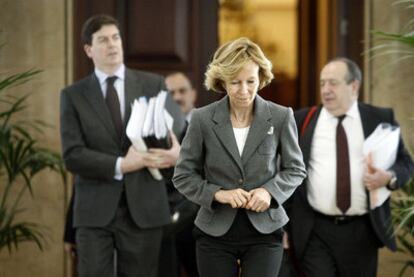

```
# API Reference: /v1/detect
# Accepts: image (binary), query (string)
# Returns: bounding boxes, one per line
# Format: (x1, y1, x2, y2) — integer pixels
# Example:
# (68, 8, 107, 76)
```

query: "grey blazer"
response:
(173, 95, 306, 236)
(60, 68, 185, 229)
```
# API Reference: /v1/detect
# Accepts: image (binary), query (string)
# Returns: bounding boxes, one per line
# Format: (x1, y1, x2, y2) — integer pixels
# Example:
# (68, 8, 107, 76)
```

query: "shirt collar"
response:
(95, 64, 125, 85)
(322, 100, 359, 120)
(345, 101, 359, 119)
(186, 109, 194, 123)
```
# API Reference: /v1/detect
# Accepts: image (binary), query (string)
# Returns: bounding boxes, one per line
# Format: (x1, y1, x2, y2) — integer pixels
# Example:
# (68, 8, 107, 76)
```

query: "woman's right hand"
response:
(214, 189, 251, 208)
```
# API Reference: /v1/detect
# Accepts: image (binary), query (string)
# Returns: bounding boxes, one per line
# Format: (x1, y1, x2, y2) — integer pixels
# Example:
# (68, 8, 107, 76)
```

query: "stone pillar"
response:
(365, 0, 414, 276)
(0, 0, 72, 276)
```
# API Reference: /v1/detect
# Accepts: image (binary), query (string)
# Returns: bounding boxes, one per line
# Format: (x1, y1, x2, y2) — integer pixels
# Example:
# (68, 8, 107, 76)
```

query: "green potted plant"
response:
(369, 0, 414, 70)
(0, 61, 66, 252)
(392, 177, 414, 276)
(369, 1, 414, 276)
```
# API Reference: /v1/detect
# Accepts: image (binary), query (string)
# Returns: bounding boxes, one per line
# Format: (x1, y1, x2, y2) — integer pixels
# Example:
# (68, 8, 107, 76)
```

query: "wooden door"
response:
(73, 0, 220, 107)
(298, 0, 365, 107)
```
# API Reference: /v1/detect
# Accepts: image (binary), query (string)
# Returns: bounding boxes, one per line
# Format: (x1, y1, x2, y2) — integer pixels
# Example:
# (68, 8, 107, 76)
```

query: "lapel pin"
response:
(267, 126, 274, 135)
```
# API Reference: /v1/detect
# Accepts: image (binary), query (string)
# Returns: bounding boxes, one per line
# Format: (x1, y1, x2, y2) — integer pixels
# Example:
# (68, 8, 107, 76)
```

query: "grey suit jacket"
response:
(173, 95, 306, 236)
(60, 68, 185, 229)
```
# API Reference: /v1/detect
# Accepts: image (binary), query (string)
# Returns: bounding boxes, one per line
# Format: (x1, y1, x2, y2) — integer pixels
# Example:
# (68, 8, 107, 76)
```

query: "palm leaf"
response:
(0, 221, 46, 252)
(0, 64, 65, 252)
(0, 69, 42, 93)
(392, 0, 414, 5)
(371, 31, 414, 47)
(0, 94, 30, 129)
(398, 261, 414, 277)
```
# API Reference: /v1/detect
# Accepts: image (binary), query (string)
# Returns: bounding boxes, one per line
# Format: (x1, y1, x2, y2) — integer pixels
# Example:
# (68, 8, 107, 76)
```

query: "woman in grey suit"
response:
(173, 37, 306, 277)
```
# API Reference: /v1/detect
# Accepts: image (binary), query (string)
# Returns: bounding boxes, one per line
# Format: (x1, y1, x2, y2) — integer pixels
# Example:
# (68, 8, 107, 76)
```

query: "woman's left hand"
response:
(245, 188, 271, 212)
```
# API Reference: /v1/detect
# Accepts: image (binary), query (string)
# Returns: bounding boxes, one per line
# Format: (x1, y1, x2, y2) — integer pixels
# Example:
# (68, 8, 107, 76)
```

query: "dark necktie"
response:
(336, 115, 351, 213)
(105, 76, 122, 142)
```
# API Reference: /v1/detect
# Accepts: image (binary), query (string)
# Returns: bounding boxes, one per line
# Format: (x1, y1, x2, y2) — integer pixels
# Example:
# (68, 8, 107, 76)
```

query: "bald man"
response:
(280, 57, 414, 277)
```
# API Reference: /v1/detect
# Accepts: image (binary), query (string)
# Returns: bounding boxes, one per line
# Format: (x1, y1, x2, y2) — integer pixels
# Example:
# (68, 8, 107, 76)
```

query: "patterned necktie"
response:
(336, 115, 351, 213)
(105, 76, 122, 142)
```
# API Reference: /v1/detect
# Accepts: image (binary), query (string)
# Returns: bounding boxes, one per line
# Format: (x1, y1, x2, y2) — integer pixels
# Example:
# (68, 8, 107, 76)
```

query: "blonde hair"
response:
(204, 37, 274, 93)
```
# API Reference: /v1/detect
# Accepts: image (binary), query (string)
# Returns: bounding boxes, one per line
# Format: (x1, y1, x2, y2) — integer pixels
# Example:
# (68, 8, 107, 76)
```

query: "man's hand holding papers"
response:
(121, 145, 150, 173)
(126, 90, 184, 180)
(364, 155, 394, 191)
(147, 131, 180, 169)
(362, 123, 400, 209)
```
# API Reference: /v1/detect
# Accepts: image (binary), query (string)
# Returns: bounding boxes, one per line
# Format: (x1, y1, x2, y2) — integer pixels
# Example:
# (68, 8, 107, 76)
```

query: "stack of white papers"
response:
(126, 90, 174, 180)
(362, 123, 400, 209)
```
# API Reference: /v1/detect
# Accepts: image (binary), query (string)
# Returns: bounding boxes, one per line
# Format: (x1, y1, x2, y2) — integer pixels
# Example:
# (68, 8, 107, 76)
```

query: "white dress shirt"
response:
(186, 109, 194, 124)
(307, 101, 368, 215)
(233, 126, 250, 156)
(95, 64, 126, 120)
(95, 65, 126, 180)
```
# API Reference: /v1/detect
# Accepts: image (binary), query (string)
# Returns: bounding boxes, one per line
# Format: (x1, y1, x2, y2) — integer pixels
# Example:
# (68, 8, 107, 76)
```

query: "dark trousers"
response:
(158, 200, 199, 277)
(277, 251, 300, 277)
(159, 237, 179, 277)
(158, 225, 198, 277)
(195, 210, 283, 277)
(176, 226, 198, 277)
(301, 213, 379, 277)
(76, 194, 163, 277)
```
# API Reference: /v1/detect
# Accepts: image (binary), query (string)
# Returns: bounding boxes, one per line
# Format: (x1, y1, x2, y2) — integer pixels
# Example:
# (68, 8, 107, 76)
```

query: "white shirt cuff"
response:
(114, 157, 123, 180)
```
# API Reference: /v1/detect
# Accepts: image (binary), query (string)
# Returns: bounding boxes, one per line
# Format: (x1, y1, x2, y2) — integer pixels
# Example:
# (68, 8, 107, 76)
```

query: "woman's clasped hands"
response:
(214, 188, 271, 213)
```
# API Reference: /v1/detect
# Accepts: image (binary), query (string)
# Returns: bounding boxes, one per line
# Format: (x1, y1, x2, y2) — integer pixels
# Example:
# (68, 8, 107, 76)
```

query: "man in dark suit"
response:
(280, 57, 414, 277)
(60, 14, 184, 277)
(157, 72, 199, 277)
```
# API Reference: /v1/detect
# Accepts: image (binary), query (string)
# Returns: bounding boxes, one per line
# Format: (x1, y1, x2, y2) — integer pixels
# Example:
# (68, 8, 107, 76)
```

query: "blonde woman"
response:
(173, 37, 306, 277)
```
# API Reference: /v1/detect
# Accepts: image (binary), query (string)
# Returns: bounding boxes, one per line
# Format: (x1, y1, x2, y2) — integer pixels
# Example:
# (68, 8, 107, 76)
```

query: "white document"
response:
(126, 91, 176, 181)
(154, 90, 169, 139)
(126, 97, 163, 180)
(126, 97, 147, 150)
(142, 97, 156, 137)
(362, 123, 400, 209)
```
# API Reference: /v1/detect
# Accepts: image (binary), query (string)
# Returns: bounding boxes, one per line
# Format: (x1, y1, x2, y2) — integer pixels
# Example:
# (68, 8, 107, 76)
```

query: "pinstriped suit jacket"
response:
(60, 68, 185, 229)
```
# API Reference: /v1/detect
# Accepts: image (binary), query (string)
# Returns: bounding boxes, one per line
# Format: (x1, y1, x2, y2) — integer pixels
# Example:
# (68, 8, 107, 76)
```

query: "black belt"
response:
(314, 211, 368, 225)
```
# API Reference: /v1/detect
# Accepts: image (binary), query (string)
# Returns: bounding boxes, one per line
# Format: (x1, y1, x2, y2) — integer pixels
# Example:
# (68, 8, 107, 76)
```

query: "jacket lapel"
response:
(124, 69, 144, 125)
(299, 106, 321, 201)
(83, 74, 119, 144)
(358, 102, 380, 208)
(212, 96, 244, 173)
(301, 103, 375, 159)
(300, 106, 322, 167)
(123, 69, 144, 147)
(358, 102, 377, 139)
(241, 95, 272, 164)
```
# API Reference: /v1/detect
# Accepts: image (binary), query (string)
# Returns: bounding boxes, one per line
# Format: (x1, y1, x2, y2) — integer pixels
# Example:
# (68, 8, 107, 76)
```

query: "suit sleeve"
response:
(63, 185, 76, 244)
(262, 108, 307, 206)
(283, 109, 307, 214)
(172, 111, 222, 210)
(60, 88, 117, 180)
(164, 89, 186, 140)
(388, 109, 414, 188)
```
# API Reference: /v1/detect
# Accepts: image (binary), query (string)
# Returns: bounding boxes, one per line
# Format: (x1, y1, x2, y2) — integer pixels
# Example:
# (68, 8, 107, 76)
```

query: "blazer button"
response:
(238, 178, 244, 185)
